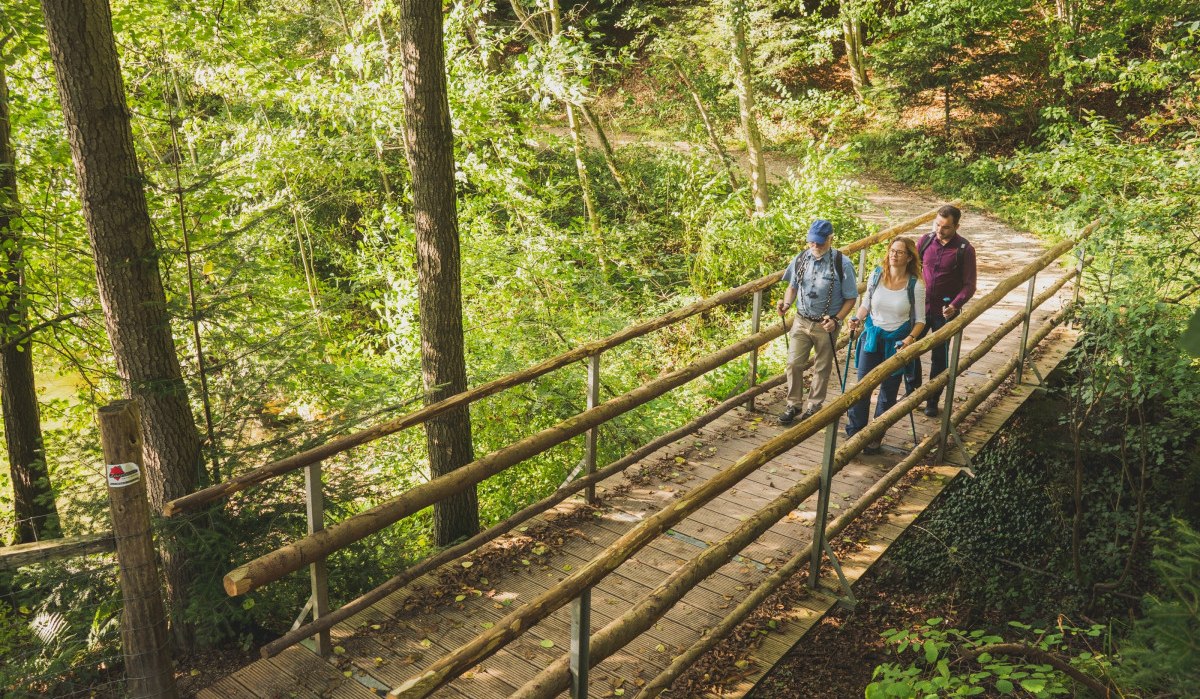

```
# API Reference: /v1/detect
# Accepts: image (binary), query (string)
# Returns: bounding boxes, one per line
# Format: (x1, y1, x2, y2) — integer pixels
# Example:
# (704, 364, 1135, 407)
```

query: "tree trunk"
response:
(398, 0, 479, 547)
(728, 0, 768, 214)
(0, 65, 60, 545)
(577, 104, 629, 197)
(842, 16, 869, 100)
(40, 0, 202, 650)
(944, 79, 952, 138)
(548, 0, 606, 270)
(671, 58, 740, 193)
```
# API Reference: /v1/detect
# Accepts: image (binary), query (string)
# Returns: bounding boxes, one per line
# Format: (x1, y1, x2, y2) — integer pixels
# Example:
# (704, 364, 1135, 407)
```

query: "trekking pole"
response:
(840, 326, 857, 392)
(901, 350, 919, 445)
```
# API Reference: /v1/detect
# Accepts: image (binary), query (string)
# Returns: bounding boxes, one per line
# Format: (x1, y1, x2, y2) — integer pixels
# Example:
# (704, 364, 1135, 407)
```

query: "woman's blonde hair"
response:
(884, 235, 922, 283)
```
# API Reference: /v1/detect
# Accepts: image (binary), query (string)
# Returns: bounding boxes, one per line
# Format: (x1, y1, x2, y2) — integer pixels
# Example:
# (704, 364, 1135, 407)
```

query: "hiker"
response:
(845, 236, 926, 453)
(775, 219, 858, 425)
(912, 204, 977, 416)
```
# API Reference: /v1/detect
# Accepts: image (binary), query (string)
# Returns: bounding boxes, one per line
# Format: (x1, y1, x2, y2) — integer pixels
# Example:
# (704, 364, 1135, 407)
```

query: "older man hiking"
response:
(912, 204, 977, 417)
(776, 219, 859, 425)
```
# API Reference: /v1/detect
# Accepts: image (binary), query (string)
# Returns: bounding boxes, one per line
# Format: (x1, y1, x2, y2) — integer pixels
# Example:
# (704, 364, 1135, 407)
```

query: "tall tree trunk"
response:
(728, 0, 768, 214)
(398, 0, 479, 546)
(548, 0, 606, 270)
(40, 0, 202, 650)
(944, 79, 952, 138)
(0, 65, 60, 545)
(842, 16, 869, 100)
(670, 58, 740, 193)
(578, 104, 629, 197)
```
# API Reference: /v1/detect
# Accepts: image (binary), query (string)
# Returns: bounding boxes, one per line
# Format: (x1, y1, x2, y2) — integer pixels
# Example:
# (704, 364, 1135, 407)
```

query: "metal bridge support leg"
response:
(809, 421, 839, 589)
(585, 354, 601, 504)
(1017, 274, 1037, 385)
(747, 290, 763, 412)
(570, 589, 592, 699)
(304, 461, 332, 656)
(936, 329, 964, 464)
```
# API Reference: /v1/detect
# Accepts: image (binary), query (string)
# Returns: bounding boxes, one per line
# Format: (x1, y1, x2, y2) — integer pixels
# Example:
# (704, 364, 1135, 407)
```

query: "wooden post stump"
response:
(98, 400, 178, 699)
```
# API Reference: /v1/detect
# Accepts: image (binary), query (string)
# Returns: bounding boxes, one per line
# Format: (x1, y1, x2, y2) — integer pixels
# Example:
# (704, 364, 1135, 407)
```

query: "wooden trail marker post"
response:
(97, 400, 178, 699)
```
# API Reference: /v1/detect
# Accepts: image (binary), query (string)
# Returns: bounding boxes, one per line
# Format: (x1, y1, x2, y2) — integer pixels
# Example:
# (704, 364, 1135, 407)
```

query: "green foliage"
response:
(886, 434, 1067, 615)
(0, 561, 122, 693)
(1116, 520, 1200, 696)
(867, 619, 1112, 698)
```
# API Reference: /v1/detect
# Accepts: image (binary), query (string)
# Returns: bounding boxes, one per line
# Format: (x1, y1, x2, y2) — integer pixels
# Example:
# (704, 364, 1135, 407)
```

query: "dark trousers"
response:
(908, 311, 948, 406)
(845, 340, 904, 437)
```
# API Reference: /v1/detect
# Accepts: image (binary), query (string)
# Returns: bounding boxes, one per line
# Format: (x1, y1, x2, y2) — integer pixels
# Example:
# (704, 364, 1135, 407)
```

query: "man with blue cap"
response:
(775, 219, 859, 424)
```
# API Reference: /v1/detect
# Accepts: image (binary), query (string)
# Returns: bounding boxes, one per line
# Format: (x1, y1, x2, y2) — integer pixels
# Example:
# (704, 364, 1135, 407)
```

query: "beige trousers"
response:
(785, 316, 839, 411)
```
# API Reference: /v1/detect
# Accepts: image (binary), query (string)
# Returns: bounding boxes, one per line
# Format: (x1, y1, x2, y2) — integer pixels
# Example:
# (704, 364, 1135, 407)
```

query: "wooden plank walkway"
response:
(197, 197, 1083, 699)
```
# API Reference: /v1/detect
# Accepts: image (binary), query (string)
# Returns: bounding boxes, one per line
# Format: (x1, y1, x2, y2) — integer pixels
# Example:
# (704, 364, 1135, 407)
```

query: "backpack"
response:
(867, 266, 917, 326)
(919, 232, 968, 275)
(790, 249, 845, 283)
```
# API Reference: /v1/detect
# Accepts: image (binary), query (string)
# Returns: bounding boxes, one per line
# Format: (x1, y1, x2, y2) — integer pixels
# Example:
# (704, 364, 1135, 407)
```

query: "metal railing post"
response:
(747, 290, 763, 411)
(569, 589, 592, 699)
(1073, 246, 1084, 307)
(858, 249, 868, 284)
(809, 421, 839, 589)
(936, 329, 965, 463)
(1017, 274, 1037, 383)
(304, 461, 331, 656)
(585, 354, 601, 504)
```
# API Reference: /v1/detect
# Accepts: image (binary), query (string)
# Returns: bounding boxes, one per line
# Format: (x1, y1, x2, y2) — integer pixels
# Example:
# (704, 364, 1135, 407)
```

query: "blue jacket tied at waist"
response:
(857, 316, 913, 376)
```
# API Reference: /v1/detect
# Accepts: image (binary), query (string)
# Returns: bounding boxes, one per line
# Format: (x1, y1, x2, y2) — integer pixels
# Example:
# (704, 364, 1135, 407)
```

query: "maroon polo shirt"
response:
(920, 232, 977, 316)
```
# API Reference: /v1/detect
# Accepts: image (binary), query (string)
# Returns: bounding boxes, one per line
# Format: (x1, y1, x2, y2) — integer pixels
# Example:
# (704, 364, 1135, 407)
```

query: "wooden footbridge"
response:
(171, 204, 1093, 699)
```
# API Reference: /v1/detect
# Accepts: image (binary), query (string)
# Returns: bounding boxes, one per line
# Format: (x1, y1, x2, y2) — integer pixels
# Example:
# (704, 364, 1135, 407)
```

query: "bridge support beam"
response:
(585, 354, 601, 504)
(1017, 274, 1037, 385)
(809, 421, 838, 589)
(304, 461, 332, 656)
(936, 328, 965, 464)
(747, 290, 763, 411)
(570, 589, 591, 699)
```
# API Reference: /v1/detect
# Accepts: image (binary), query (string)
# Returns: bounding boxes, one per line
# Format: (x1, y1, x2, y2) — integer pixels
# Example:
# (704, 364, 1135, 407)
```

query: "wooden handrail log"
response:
(564, 305, 1080, 699)
(0, 532, 116, 570)
(511, 289, 1077, 699)
(386, 220, 1097, 698)
(259, 372, 788, 659)
(272, 247, 1061, 656)
(164, 206, 949, 518)
(224, 320, 791, 596)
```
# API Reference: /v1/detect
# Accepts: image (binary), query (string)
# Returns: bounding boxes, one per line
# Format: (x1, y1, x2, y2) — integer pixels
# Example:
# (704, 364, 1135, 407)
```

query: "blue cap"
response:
(806, 219, 833, 243)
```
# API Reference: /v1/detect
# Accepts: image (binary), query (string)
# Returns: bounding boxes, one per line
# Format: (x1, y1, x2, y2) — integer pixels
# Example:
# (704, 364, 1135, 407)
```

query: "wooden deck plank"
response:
(201, 232, 1082, 699)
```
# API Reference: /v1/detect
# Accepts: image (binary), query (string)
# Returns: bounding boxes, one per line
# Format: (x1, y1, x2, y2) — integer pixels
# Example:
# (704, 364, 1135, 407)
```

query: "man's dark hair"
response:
(937, 204, 961, 224)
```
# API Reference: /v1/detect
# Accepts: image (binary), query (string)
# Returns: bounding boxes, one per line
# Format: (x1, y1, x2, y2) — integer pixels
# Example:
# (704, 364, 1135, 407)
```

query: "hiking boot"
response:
(923, 401, 940, 417)
(863, 444, 884, 456)
(778, 405, 800, 425)
(801, 405, 821, 420)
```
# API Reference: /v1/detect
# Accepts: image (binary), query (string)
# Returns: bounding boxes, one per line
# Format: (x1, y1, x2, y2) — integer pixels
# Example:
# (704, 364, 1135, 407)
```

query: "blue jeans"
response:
(846, 338, 904, 437)
(908, 311, 948, 406)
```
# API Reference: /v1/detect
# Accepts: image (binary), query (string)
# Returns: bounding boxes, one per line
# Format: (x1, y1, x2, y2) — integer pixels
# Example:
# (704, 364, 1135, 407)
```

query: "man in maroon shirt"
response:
(914, 205, 977, 416)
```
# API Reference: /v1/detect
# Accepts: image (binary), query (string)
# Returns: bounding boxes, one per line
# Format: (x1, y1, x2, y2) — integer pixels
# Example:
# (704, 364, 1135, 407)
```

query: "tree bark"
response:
(671, 58, 740, 193)
(39, 0, 202, 650)
(577, 104, 629, 197)
(398, 0, 479, 547)
(842, 15, 869, 100)
(548, 0, 606, 270)
(1, 64, 60, 545)
(728, 0, 768, 214)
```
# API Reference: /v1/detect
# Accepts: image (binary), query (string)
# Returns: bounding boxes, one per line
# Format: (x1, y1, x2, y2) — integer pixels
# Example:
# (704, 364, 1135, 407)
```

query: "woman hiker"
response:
(845, 236, 926, 454)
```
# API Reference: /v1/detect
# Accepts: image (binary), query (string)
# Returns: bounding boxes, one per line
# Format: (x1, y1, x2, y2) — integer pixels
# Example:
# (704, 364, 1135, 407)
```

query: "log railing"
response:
(163, 205, 949, 519)
(176, 207, 950, 663)
(386, 221, 1098, 698)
